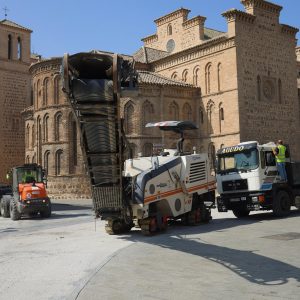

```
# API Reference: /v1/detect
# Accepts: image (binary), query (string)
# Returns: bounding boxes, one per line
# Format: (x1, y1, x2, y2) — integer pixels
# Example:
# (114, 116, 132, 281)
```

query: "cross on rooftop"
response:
(3, 6, 9, 18)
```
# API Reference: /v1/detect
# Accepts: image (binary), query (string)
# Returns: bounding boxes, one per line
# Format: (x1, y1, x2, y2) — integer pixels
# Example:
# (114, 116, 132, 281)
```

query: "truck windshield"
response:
(17, 168, 43, 184)
(217, 148, 259, 174)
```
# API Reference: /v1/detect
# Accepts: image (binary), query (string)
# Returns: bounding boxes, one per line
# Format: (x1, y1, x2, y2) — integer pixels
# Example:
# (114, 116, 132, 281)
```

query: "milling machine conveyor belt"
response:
(63, 52, 125, 211)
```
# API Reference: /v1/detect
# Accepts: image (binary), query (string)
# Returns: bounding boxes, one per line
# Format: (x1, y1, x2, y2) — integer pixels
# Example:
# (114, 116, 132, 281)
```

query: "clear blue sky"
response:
(1, 0, 299, 58)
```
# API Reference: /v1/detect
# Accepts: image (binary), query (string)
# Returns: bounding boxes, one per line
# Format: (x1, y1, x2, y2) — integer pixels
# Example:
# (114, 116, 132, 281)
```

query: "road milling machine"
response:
(62, 51, 216, 235)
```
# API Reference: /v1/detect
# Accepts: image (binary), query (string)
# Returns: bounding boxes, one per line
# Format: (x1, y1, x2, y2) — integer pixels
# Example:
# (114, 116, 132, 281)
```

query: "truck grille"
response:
(222, 179, 248, 192)
(189, 161, 206, 183)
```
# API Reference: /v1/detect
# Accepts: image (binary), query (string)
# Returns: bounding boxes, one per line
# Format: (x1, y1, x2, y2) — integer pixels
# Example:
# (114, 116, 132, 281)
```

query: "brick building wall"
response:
(0, 20, 32, 182)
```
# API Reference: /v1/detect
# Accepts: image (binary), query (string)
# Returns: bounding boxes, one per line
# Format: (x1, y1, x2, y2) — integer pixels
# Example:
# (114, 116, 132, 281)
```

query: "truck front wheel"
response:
(232, 207, 250, 218)
(10, 198, 21, 221)
(273, 190, 291, 217)
(1, 196, 11, 218)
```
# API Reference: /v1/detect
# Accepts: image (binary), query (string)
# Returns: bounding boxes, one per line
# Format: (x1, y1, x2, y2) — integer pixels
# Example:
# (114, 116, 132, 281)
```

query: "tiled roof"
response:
(204, 27, 225, 40)
(137, 70, 196, 88)
(133, 47, 170, 63)
(0, 19, 32, 32)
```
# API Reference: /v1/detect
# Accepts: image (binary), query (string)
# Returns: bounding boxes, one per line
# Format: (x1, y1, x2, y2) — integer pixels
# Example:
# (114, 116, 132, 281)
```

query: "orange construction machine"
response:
(0, 164, 51, 220)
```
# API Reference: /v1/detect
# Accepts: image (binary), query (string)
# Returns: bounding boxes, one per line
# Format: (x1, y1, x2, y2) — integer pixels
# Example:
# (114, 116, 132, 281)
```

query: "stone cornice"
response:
(154, 8, 190, 26)
(30, 57, 62, 76)
(183, 16, 206, 30)
(222, 9, 256, 24)
(138, 84, 199, 97)
(141, 34, 158, 44)
(21, 105, 34, 120)
(0, 19, 32, 33)
(241, 0, 282, 15)
(281, 24, 299, 36)
(151, 35, 233, 72)
(34, 104, 70, 113)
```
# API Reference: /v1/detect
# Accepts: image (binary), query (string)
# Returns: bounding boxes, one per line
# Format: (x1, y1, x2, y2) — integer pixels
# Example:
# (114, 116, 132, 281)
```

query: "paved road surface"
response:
(0, 201, 299, 300)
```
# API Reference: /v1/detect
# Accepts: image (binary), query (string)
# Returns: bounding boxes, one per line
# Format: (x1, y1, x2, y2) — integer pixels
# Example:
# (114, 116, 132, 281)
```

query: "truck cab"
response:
(216, 141, 300, 217)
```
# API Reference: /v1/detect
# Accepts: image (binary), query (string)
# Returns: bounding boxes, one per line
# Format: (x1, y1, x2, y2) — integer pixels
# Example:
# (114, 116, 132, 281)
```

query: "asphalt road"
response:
(0, 202, 300, 300)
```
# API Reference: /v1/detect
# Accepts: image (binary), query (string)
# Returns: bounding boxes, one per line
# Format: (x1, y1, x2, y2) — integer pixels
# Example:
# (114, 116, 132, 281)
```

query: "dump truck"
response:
(216, 141, 300, 217)
(0, 163, 51, 220)
(62, 51, 216, 235)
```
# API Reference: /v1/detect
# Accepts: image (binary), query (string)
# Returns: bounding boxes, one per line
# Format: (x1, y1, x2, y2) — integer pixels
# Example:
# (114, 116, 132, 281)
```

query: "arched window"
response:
(8, 34, 12, 59)
(183, 103, 192, 120)
(207, 100, 215, 135)
(55, 150, 63, 175)
(205, 63, 212, 94)
(220, 144, 224, 149)
(217, 63, 222, 91)
(26, 124, 30, 149)
(54, 75, 60, 104)
(17, 37, 22, 60)
(169, 101, 179, 120)
(278, 79, 282, 104)
(219, 104, 224, 133)
(54, 112, 63, 141)
(182, 69, 188, 82)
(43, 78, 49, 106)
(208, 143, 216, 170)
(199, 109, 204, 124)
(43, 114, 49, 142)
(193, 67, 200, 86)
(32, 154, 36, 164)
(167, 24, 172, 35)
(26, 155, 30, 164)
(36, 80, 40, 109)
(69, 113, 78, 173)
(124, 101, 135, 134)
(37, 117, 42, 165)
(143, 143, 153, 157)
(142, 100, 154, 133)
(32, 124, 35, 148)
(171, 72, 178, 80)
(44, 151, 50, 175)
(257, 75, 261, 101)
(129, 143, 137, 158)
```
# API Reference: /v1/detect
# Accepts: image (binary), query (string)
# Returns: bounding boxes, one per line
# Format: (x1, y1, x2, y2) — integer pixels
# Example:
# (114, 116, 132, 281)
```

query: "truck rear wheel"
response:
(0, 196, 11, 218)
(40, 204, 51, 218)
(10, 198, 21, 221)
(232, 207, 250, 218)
(273, 190, 291, 217)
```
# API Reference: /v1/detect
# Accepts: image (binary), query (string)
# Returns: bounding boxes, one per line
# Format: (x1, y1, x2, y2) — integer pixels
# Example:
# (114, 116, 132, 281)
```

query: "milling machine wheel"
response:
(105, 218, 133, 235)
(105, 218, 123, 235)
(140, 217, 157, 236)
(184, 208, 201, 226)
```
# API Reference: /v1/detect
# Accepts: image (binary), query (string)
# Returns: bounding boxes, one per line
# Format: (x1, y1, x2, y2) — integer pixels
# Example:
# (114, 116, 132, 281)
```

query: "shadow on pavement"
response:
(118, 210, 300, 286)
(52, 203, 92, 212)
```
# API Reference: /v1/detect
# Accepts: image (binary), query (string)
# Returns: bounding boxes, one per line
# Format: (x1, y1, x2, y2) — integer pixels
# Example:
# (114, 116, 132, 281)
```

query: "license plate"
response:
(32, 191, 40, 195)
(230, 198, 240, 202)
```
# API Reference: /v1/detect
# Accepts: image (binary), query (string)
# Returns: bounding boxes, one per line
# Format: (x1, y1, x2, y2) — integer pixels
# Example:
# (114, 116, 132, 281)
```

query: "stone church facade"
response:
(136, 1, 300, 159)
(1, 0, 300, 199)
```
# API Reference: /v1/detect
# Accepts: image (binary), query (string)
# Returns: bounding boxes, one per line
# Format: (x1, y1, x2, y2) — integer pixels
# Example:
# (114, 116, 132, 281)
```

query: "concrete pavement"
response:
(1, 199, 299, 300)
(76, 209, 300, 300)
